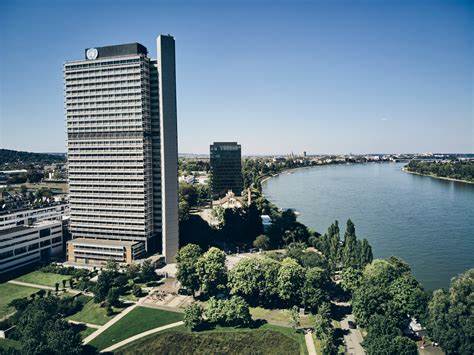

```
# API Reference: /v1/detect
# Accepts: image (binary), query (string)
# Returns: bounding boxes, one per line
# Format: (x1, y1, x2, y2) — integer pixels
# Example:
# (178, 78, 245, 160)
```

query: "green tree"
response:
(340, 267, 362, 294)
(140, 260, 156, 282)
(125, 263, 141, 280)
(228, 257, 266, 302)
(94, 270, 115, 303)
(352, 282, 401, 328)
(204, 296, 251, 327)
(228, 257, 280, 307)
(106, 287, 120, 307)
(224, 295, 252, 327)
(313, 302, 333, 341)
(183, 303, 204, 330)
(389, 274, 428, 319)
(253, 234, 270, 250)
(342, 219, 358, 268)
(15, 297, 83, 355)
(176, 244, 203, 296)
(290, 305, 301, 330)
(196, 247, 228, 296)
(105, 260, 119, 272)
(277, 257, 304, 305)
(132, 284, 142, 297)
(301, 267, 330, 312)
(363, 259, 400, 287)
(179, 198, 190, 222)
(358, 239, 373, 267)
(426, 268, 473, 354)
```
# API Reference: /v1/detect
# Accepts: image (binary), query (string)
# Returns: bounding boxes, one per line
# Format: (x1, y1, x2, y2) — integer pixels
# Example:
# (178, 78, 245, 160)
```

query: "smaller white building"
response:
(0, 203, 68, 231)
(261, 215, 272, 232)
(0, 220, 63, 275)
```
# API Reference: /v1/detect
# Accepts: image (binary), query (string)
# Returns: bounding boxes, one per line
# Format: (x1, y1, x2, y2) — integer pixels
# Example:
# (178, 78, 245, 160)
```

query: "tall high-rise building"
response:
(210, 142, 243, 198)
(64, 35, 179, 265)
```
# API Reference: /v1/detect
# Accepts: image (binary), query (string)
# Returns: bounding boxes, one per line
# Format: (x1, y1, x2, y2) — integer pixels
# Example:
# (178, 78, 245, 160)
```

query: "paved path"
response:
(100, 321, 184, 353)
(68, 320, 101, 329)
(305, 331, 317, 355)
(83, 304, 138, 344)
(334, 302, 365, 355)
(8, 280, 56, 290)
(7, 280, 94, 297)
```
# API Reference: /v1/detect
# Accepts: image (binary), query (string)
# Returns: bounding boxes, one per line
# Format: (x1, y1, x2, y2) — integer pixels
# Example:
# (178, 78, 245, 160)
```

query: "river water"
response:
(262, 162, 474, 290)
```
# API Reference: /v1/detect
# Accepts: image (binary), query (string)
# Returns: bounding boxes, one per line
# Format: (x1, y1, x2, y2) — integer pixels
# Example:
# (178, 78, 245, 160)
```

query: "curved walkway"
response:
(100, 320, 184, 353)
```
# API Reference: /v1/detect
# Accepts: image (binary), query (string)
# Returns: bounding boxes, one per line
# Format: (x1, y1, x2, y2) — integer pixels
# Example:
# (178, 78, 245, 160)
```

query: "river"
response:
(262, 162, 474, 290)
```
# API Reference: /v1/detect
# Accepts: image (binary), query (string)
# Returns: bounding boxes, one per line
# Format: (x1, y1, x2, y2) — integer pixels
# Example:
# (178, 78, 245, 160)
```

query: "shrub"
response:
(183, 303, 204, 330)
(132, 284, 142, 297)
(205, 296, 251, 327)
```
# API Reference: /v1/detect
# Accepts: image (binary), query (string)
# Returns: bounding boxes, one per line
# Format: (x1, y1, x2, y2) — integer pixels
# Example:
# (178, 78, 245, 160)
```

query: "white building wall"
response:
(0, 221, 63, 274)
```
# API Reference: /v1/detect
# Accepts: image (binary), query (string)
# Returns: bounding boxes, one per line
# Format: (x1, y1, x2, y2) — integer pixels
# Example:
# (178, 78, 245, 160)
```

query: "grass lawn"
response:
(14, 271, 71, 287)
(79, 326, 97, 339)
(0, 282, 40, 318)
(250, 307, 315, 328)
(89, 306, 183, 350)
(67, 298, 122, 326)
(116, 323, 308, 355)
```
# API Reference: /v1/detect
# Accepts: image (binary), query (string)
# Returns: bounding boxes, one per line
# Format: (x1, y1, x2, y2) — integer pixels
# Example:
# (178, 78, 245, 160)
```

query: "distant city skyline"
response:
(1, 0, 473, 154)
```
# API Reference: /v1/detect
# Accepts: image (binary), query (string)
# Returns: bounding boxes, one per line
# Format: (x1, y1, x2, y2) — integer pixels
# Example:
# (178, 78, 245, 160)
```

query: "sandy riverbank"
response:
(402, 167, 474, 185)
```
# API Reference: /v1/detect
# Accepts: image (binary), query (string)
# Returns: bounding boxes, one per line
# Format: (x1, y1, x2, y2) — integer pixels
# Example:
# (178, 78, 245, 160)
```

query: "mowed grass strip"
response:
(116, 324, 306, 355)
(89, 306, 183, 350)
(0, 283, 40, 318)
(67, 298, 119, 326)
(250, 307, 315, 328)
(14, 271, 71, 287)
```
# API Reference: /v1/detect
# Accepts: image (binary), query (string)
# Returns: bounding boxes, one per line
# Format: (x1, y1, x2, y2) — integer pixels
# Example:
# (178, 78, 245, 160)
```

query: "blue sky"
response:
(0, 0, 472, 154)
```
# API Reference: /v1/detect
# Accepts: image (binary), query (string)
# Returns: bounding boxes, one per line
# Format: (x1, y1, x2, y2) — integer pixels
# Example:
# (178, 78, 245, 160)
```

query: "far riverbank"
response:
(401, 167, 474, 185)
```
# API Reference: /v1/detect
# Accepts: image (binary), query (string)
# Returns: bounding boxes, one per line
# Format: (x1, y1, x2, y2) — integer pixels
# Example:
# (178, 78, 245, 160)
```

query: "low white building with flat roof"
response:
(0, 220, 63, 275)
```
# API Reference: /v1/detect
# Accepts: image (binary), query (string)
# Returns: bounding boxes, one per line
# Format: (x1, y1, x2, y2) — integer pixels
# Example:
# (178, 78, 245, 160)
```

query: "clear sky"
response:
(0, 0, 472, 155)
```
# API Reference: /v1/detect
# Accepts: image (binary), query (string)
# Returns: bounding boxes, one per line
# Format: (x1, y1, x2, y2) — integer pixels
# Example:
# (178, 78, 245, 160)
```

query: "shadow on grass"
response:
(194, 319, 268, 332)
(83, 344, 100, 355)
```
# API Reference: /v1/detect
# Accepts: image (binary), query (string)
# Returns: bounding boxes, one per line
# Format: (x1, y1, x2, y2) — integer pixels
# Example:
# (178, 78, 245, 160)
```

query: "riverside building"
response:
(210, 142, 243, 198)
(64, 36, 179, 266)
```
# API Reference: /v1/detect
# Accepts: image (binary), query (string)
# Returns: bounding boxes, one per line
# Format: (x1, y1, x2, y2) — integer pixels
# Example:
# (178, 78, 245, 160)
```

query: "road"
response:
(333, 301, 365, 355)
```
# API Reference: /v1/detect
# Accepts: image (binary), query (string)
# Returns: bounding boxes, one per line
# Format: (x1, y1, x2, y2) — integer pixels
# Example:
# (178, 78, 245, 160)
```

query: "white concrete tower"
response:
(157, 35, 179, 263)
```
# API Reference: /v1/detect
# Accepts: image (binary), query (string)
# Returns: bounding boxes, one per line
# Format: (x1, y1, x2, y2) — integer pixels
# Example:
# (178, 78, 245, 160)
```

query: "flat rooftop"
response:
(0, 220, 61, 237)
(69, 238, 140, 247)
(0, 225, 28, 237)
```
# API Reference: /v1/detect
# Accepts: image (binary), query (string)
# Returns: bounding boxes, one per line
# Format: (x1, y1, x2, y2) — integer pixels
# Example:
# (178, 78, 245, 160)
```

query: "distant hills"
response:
(0, 149, 66, 167)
